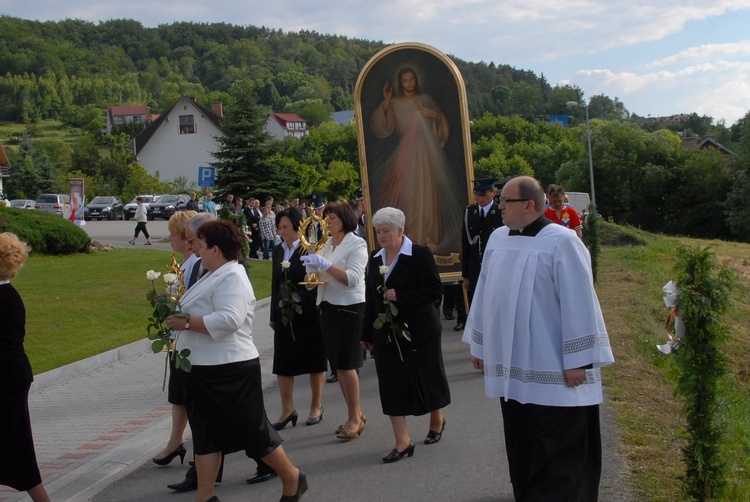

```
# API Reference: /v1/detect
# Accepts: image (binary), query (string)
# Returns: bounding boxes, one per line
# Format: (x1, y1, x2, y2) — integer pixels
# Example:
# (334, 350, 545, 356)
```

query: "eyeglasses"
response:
(497, 197, 530, 205)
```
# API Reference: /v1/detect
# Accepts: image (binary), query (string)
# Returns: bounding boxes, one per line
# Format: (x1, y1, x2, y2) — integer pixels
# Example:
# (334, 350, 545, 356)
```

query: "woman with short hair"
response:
(362, 207, 451, 463)
(167, 220, 307, 502)
(301, 202, 368, 440)
(0, 232, 51, 501)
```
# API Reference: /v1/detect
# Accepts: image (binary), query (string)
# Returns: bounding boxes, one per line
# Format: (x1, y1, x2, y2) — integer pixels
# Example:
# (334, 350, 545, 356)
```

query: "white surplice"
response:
(463, 223, 614, 407)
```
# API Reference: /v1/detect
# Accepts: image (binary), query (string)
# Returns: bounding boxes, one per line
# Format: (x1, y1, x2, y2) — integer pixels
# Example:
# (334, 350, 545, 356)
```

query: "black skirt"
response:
(373, 334, 451, 417)
(273, 308, 328, 376)
(167, 357, 187, 405)
(320, 301, 364, 371)
(179, 358, 282, 457)
(0, 374, 42, 492)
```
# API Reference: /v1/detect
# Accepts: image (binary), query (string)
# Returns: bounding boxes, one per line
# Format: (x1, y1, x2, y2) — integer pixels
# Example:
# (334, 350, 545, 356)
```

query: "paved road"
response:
(81, 219, 174, 251)
(2, 297, 634, 501)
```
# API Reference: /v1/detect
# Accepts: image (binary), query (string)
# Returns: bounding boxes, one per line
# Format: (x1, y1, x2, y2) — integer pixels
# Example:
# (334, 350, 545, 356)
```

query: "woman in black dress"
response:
(270, 209, 327, 429)
(361, 208, 451, 463)
(0, 232, 50, 501)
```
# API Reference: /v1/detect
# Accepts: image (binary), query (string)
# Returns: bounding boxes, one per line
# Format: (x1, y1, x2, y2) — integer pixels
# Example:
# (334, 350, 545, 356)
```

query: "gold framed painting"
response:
(354, 42, 474, 281)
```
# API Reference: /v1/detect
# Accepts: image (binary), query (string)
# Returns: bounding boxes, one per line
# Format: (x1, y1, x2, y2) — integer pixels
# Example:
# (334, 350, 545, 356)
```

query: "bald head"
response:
(500, 176, 546, 230)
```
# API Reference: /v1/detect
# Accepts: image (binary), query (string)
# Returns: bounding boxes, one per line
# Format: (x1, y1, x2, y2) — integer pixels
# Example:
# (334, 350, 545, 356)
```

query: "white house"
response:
(126, 97, 226, 184)
(106, 105, 149, 134)
(264, 112, 309, 140)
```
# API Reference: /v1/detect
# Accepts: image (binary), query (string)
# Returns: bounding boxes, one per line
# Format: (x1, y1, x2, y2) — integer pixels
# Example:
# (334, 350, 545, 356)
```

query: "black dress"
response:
(0, 283, 43, 491)
(270, 244, 327, 376)
(362, 243, 451, 416)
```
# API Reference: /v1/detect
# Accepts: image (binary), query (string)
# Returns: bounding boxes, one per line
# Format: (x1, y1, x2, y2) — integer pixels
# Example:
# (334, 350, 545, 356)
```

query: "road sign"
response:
(198, 166, 215, 187)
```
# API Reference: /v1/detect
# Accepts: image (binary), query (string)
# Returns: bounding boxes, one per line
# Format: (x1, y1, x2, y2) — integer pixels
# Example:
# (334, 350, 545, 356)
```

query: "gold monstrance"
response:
(298, 212, 329, 285)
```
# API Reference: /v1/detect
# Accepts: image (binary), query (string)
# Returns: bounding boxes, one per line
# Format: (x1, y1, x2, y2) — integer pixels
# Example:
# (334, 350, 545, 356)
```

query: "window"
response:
(179, 115, 196, 134)
(133, 115, 143, 124)
(115, 116, 125, 124)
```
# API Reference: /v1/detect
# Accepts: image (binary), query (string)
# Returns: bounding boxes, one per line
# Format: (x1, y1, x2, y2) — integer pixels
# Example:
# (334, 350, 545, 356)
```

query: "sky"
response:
(3, 0, 750, 126)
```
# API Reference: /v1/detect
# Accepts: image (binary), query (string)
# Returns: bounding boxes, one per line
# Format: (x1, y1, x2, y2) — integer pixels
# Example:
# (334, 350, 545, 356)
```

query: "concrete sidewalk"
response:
(2, 298, 634, 501)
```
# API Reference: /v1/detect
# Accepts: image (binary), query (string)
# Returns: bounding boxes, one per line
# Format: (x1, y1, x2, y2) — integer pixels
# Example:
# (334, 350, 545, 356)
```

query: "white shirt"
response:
(134, 204, 147, 222)
(176, 260, 259, 366)
(373, 235, 413, 281)
(315, 232, 367, 306)
(463, 223, 614, 407)
(478, 201, 493, 218)
(282, 239, 301, 262)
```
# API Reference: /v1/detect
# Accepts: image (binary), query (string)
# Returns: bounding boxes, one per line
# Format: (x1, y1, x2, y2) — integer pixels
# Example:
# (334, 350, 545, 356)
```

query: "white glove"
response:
(300, 254, 332, 271)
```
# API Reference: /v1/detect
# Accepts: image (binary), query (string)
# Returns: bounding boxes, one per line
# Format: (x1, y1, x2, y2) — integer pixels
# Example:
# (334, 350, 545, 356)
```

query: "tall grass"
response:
(12, 249, 272, 373)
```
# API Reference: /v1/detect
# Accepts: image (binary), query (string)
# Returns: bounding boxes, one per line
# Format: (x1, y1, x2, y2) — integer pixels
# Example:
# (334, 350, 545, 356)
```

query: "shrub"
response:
(0, 207, 91, 254)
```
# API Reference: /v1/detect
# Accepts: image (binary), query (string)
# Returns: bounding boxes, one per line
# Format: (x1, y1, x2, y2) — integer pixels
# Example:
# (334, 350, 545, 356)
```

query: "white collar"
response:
(0, 280, 9, 286)
(374, 235, 413, 262)
(479, 201, 493, 214)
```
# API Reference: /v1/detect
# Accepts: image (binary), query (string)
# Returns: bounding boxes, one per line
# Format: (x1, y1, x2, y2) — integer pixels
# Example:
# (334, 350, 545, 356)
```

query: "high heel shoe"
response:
(424, 418, 446, 445)
(279, 470, 308, 502)
(335, 413, 365, 434)
(382, 441, 415, 463)
(306, 407, 323, 426)
(336, 416, 365, 440)
(273, 410, 298, 431)
(152, 443, 187, 465)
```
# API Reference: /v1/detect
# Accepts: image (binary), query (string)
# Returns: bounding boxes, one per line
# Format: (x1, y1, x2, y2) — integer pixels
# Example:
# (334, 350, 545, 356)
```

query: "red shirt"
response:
(544, 206, 582, 230)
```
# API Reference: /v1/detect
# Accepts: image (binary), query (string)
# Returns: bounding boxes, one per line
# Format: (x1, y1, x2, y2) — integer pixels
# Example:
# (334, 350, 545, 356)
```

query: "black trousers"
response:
(441, 284, 467, 323)
(133, 222, 150, 239)
(500, 399, 602, 502)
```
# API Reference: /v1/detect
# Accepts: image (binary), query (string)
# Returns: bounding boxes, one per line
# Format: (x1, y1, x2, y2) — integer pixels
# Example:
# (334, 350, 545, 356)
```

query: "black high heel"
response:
(279, 470, 308, 502)
(382, 441, 415, 463)
(273, 410, 298, 431)
(424, 418, 446, 445)
(153, 443, 187, 465)
(306, 407, 324, 426)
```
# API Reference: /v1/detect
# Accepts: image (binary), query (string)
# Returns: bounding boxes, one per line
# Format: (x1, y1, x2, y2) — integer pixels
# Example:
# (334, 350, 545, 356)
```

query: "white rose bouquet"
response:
(372, 264, 411, 361)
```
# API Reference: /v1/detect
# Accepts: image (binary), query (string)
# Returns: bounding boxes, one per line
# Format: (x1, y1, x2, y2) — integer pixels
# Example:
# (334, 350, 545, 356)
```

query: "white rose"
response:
(146, 270, 161, 281)
(281, 260, 291, 269)
(379, 265, 389, 275)
(163, 273, 178, 284)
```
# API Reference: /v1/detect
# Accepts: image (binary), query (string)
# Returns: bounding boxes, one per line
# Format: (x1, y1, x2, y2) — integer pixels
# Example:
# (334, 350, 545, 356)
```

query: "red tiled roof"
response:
(109, 105, 148, 117)
(268, 112, 307, 128)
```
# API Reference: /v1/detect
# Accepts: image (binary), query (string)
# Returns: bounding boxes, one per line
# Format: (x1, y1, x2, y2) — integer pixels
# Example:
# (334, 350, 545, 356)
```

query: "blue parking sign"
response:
(198, 166, 215, 187)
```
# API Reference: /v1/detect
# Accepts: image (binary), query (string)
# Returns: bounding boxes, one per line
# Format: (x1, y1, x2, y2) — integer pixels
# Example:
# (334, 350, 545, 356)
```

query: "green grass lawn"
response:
(12, 249, 272, 373)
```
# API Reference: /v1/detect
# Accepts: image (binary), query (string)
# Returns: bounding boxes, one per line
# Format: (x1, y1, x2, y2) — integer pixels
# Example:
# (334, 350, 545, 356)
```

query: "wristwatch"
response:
(184, 318, 191, 330)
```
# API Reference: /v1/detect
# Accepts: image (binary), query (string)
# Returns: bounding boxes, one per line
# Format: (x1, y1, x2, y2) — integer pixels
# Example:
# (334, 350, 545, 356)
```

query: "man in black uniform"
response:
(461, 178, 505, 310)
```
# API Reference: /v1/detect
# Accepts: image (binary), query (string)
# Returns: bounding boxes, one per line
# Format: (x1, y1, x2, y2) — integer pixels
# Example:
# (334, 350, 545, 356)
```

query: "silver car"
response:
(35, 194, 70, 215)
(11, 199, 36, 209)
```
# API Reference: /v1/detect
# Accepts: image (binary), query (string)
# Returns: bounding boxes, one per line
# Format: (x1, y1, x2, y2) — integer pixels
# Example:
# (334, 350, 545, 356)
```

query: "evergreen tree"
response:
(212, 80, 281, 200)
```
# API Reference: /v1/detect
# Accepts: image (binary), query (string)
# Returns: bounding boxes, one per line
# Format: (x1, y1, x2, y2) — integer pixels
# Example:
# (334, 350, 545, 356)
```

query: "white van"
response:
(566, 192, 591, 215)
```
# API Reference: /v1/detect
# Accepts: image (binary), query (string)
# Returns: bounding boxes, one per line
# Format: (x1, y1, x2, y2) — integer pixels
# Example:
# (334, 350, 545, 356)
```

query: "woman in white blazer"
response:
(301, 202, 368, 441)
(166, 220, 307, 502)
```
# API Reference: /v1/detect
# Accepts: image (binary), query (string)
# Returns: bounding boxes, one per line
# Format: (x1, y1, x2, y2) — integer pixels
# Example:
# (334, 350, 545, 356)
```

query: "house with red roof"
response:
(264, 112, 309, 140)
(106, 104, 149, 133)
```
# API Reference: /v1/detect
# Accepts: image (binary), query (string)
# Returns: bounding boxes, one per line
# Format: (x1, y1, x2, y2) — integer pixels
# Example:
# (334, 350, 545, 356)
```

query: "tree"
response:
(212, 80, 279, 200)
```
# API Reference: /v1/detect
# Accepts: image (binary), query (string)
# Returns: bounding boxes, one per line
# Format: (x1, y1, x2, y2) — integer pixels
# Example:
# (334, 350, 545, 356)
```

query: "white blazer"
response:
(176, 260, 259, 366)
(315, 232, 367, 306)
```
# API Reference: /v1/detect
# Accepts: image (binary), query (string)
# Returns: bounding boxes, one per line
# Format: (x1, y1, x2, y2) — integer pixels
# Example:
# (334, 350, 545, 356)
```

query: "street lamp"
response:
(566, 100, 595, 206)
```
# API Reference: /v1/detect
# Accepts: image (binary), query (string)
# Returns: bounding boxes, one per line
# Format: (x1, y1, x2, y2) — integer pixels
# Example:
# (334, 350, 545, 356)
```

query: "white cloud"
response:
(648, 41, 750, 68)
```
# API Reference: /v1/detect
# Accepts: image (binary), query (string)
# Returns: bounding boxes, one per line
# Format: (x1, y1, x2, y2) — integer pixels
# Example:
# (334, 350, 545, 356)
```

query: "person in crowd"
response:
(361, 208, 450, 463)
(203, 192, 216, 216)
(186, 192, 200, 212)
(166, 220, 307, 502)
(153, 210, 199, 468)
(129, 196, 152, 245)
(439, 282, 466, 327)
(224, 194, 236, 213)
(300, 202, 368, 440)
(245, 198, 262, 259)
(235, 197, 244, 215)
(463, 176, 614, 501)
(544, 184, 583, 238)
(0, 233, 51, 502)
(260, 206, 277, 260)
(270, 209, 327, 430)
(461, 178, 503, 312)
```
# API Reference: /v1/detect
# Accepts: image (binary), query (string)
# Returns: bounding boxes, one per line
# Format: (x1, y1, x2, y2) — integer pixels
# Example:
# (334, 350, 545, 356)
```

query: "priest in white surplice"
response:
(463, 176, 614, 502)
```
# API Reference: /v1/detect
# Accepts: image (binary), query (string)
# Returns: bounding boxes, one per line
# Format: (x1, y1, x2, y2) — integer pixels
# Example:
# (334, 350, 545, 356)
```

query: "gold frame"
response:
(354, 42, 474, 282)
(297, 212, 329, 285)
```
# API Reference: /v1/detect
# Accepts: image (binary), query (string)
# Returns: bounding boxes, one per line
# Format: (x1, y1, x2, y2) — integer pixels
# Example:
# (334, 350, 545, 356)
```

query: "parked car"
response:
(124, 194, 157, 220)
(147, 194, 189, 220)
(35, 194, 70, 215)
(10, 199, 36, 209)
(84, 196, 125, 221)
